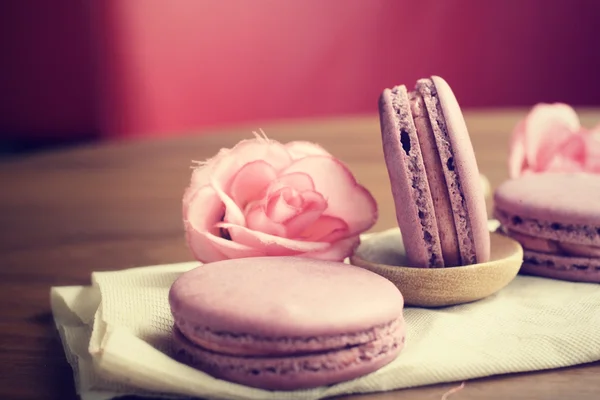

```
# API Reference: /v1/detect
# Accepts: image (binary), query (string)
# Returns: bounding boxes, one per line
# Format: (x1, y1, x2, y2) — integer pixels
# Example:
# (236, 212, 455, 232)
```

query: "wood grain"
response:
(1, 109, 599, 400)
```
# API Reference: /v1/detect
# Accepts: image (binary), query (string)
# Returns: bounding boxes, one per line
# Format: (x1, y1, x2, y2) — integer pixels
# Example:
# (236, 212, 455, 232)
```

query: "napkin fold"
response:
(51, 232, 600, 400)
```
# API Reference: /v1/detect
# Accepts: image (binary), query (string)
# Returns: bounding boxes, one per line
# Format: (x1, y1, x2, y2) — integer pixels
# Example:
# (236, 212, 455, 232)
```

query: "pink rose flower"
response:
(183, 134, 378, 262)
(508, 103, 600, 178)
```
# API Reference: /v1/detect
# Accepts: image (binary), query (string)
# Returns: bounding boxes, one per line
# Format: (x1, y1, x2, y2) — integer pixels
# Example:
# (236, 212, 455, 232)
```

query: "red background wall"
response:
(1, 0, 600, 146)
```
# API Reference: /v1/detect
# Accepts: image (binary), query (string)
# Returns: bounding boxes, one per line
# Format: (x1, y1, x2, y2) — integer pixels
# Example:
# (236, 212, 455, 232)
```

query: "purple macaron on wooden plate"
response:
(169, 256, 406, 390)
(494, 172, 600, 283)
(378, 75, 490, 269)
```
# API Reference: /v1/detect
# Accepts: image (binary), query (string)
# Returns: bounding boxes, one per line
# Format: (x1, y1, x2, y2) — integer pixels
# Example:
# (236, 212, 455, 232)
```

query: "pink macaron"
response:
(169, 256, 406, 390)
(494, 172, 600, 283)
(378, 76, 490, 268)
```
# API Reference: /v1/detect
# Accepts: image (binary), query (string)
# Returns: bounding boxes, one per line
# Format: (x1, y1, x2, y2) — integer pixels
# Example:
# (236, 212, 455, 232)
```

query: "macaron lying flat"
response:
(169, 257, 405, 390)
(494, 173, 600, 283)
(378, 76, 490, 268)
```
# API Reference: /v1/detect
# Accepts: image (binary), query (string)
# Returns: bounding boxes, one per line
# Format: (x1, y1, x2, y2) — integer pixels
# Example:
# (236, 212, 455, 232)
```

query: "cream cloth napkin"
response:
(51, 224, 600, 400)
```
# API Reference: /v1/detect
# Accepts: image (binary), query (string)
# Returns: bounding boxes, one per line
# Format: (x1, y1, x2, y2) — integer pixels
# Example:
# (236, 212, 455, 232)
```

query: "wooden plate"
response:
(350, 228, 523, 307)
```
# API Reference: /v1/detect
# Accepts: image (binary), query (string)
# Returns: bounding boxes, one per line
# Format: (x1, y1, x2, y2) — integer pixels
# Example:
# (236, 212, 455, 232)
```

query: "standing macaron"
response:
(378, 76, 490, 268)
(169, 256, 406, 390)
(494, 172, 600, 283)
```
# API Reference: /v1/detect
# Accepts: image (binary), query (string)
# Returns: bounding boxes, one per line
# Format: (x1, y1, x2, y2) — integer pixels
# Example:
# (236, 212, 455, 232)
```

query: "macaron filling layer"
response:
(409, 91, 460, 266)
(172, 318, 405, 390)
(505, 229, 600, 258)
(173, 315, 404, 356)
(495, 207, 600, 247)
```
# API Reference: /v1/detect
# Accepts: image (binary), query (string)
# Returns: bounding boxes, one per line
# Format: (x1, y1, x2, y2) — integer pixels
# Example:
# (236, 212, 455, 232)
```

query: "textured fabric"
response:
(51, 236, 600, 400)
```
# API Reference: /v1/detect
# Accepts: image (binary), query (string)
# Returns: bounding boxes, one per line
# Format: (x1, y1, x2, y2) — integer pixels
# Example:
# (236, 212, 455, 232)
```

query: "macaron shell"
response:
(494, 173, 600, 246)
(432, 76, 490, 264)
(172, 325, 405, 390)
(379, 87, 444, 268)
(169, 257, 404, 339)
(521, 249, 600, 283)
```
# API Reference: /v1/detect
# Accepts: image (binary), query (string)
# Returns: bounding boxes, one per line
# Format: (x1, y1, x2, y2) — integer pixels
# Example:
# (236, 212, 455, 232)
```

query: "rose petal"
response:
(207, 138, 295, 226)
(210, 174, 246, 226)
(274, 172, 316, 192)
(266, 189, 302, 222)
(279, 187, 303, 208)
(185, 225, 227, 262)
(186, 226, 263, 262)
(301, 215, 349, 242)
(585, 132, 600, 172)
(299, 190, 327, 207)
(246, 204, 287, 237)
(265, 173, 316, 202)
(284, 192, 329, 237)
(183, 185, 223, 234)
(559, 133, 586, 160)
(183, 186, 262, 262)
(543, 156, 584, 174)
(282, 156, 377, 234)
(184, 148, 232, 204)
(540, 133, 582, 171)
(229, 160, 277, 208)
(508, 120, 527, 179)
(211, 138, 292, 184)
(509, 119, 526, 153)
(217, 223, 330, 255)
(198, 233, 266, 262)
(202, 232, 265, 259)
(300, 236, 360, 261)
(182, 186, 196, 211)
(534, 128, 581, 172)
(284, 210, 321, 238)
(523, 103, 580, 170)
(534, 133, 586, 174)
(285, 141, 331, 160)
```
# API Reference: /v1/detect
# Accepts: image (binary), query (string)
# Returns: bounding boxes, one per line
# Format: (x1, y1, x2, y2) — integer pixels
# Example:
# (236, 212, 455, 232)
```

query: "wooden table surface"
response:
(1, 109, 599, 400)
